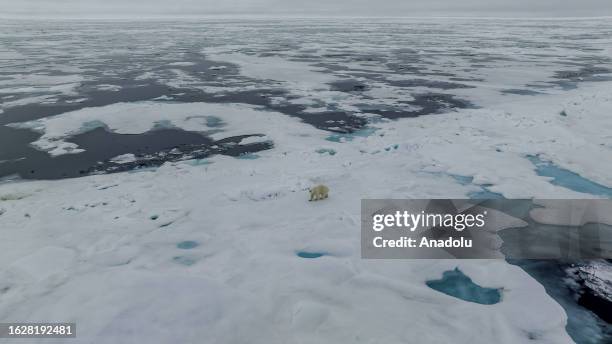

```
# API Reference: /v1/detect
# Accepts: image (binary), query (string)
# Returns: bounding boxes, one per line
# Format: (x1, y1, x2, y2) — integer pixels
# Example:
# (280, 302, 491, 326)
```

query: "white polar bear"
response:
(309, 185, 329, 201)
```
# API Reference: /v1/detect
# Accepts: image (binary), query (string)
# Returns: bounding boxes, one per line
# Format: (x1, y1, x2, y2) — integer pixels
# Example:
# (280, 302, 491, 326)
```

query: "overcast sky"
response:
(2, 0, 612, 18)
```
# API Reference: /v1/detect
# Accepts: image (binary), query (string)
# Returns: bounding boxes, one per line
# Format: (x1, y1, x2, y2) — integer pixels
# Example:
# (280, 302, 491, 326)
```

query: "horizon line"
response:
(2, 14, 612, 21)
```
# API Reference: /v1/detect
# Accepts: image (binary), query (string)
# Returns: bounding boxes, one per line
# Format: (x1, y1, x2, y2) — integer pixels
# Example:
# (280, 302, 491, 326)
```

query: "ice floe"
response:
(1, 18, 612, 344)
(3, 80, 611, 343)
(8, 101, 325, 156)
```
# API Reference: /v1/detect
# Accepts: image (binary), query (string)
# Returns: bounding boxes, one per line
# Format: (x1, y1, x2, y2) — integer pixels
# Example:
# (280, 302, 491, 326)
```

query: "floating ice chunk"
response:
(42, 141, 85, 157)
(153, 95, 174, 101)
(110, 154, 138, 164)
(1, 94, 59, 108)
(239, 135, 268, 145)
(566, 261, 612, 324)
(8, 101, 322, 157)
(65, 98, 88, 104)
(97, 84, 122, 92)
(167, 62, 196, 66)
(204, 50, 337, 91)
(0, 73, 83, 97)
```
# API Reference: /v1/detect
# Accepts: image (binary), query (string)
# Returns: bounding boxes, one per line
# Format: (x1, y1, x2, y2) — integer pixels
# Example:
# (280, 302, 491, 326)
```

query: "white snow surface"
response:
(0, 160, 571, 344)
(204, 49, 338, 91)
(4, 81, 612, 344)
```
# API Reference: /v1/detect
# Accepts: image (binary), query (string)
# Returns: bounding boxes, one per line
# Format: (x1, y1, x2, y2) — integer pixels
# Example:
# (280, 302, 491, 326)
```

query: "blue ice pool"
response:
(447, 174, 505, 199)
(187, 159, 213, 166)
(527, 155, 612, 197)
(315, 148, 337, 156)
(205, 116, 224, 128)
(468, 189, 505, 200)
(426, 268, 502, 305)
(177, 241, 199, 249)
(449, 174, 473, 186)
(297, 251, 325, 259)
(172, 256, 197, 266)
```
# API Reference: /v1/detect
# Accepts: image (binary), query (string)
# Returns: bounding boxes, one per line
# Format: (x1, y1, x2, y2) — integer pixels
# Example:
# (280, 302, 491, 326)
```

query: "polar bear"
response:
(309, 185, 329, 201)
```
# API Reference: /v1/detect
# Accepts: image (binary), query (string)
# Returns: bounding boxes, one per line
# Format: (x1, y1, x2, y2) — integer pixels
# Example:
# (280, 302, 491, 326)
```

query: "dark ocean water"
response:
(1, 19, 611, 180)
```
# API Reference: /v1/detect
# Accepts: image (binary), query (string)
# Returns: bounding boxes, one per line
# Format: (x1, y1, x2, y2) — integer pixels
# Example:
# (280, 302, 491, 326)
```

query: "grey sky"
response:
(2, 0, 612, 18)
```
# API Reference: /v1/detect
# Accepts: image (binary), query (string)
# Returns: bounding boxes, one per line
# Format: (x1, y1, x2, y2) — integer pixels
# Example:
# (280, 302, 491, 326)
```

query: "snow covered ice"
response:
(1, 17, 612, 343)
